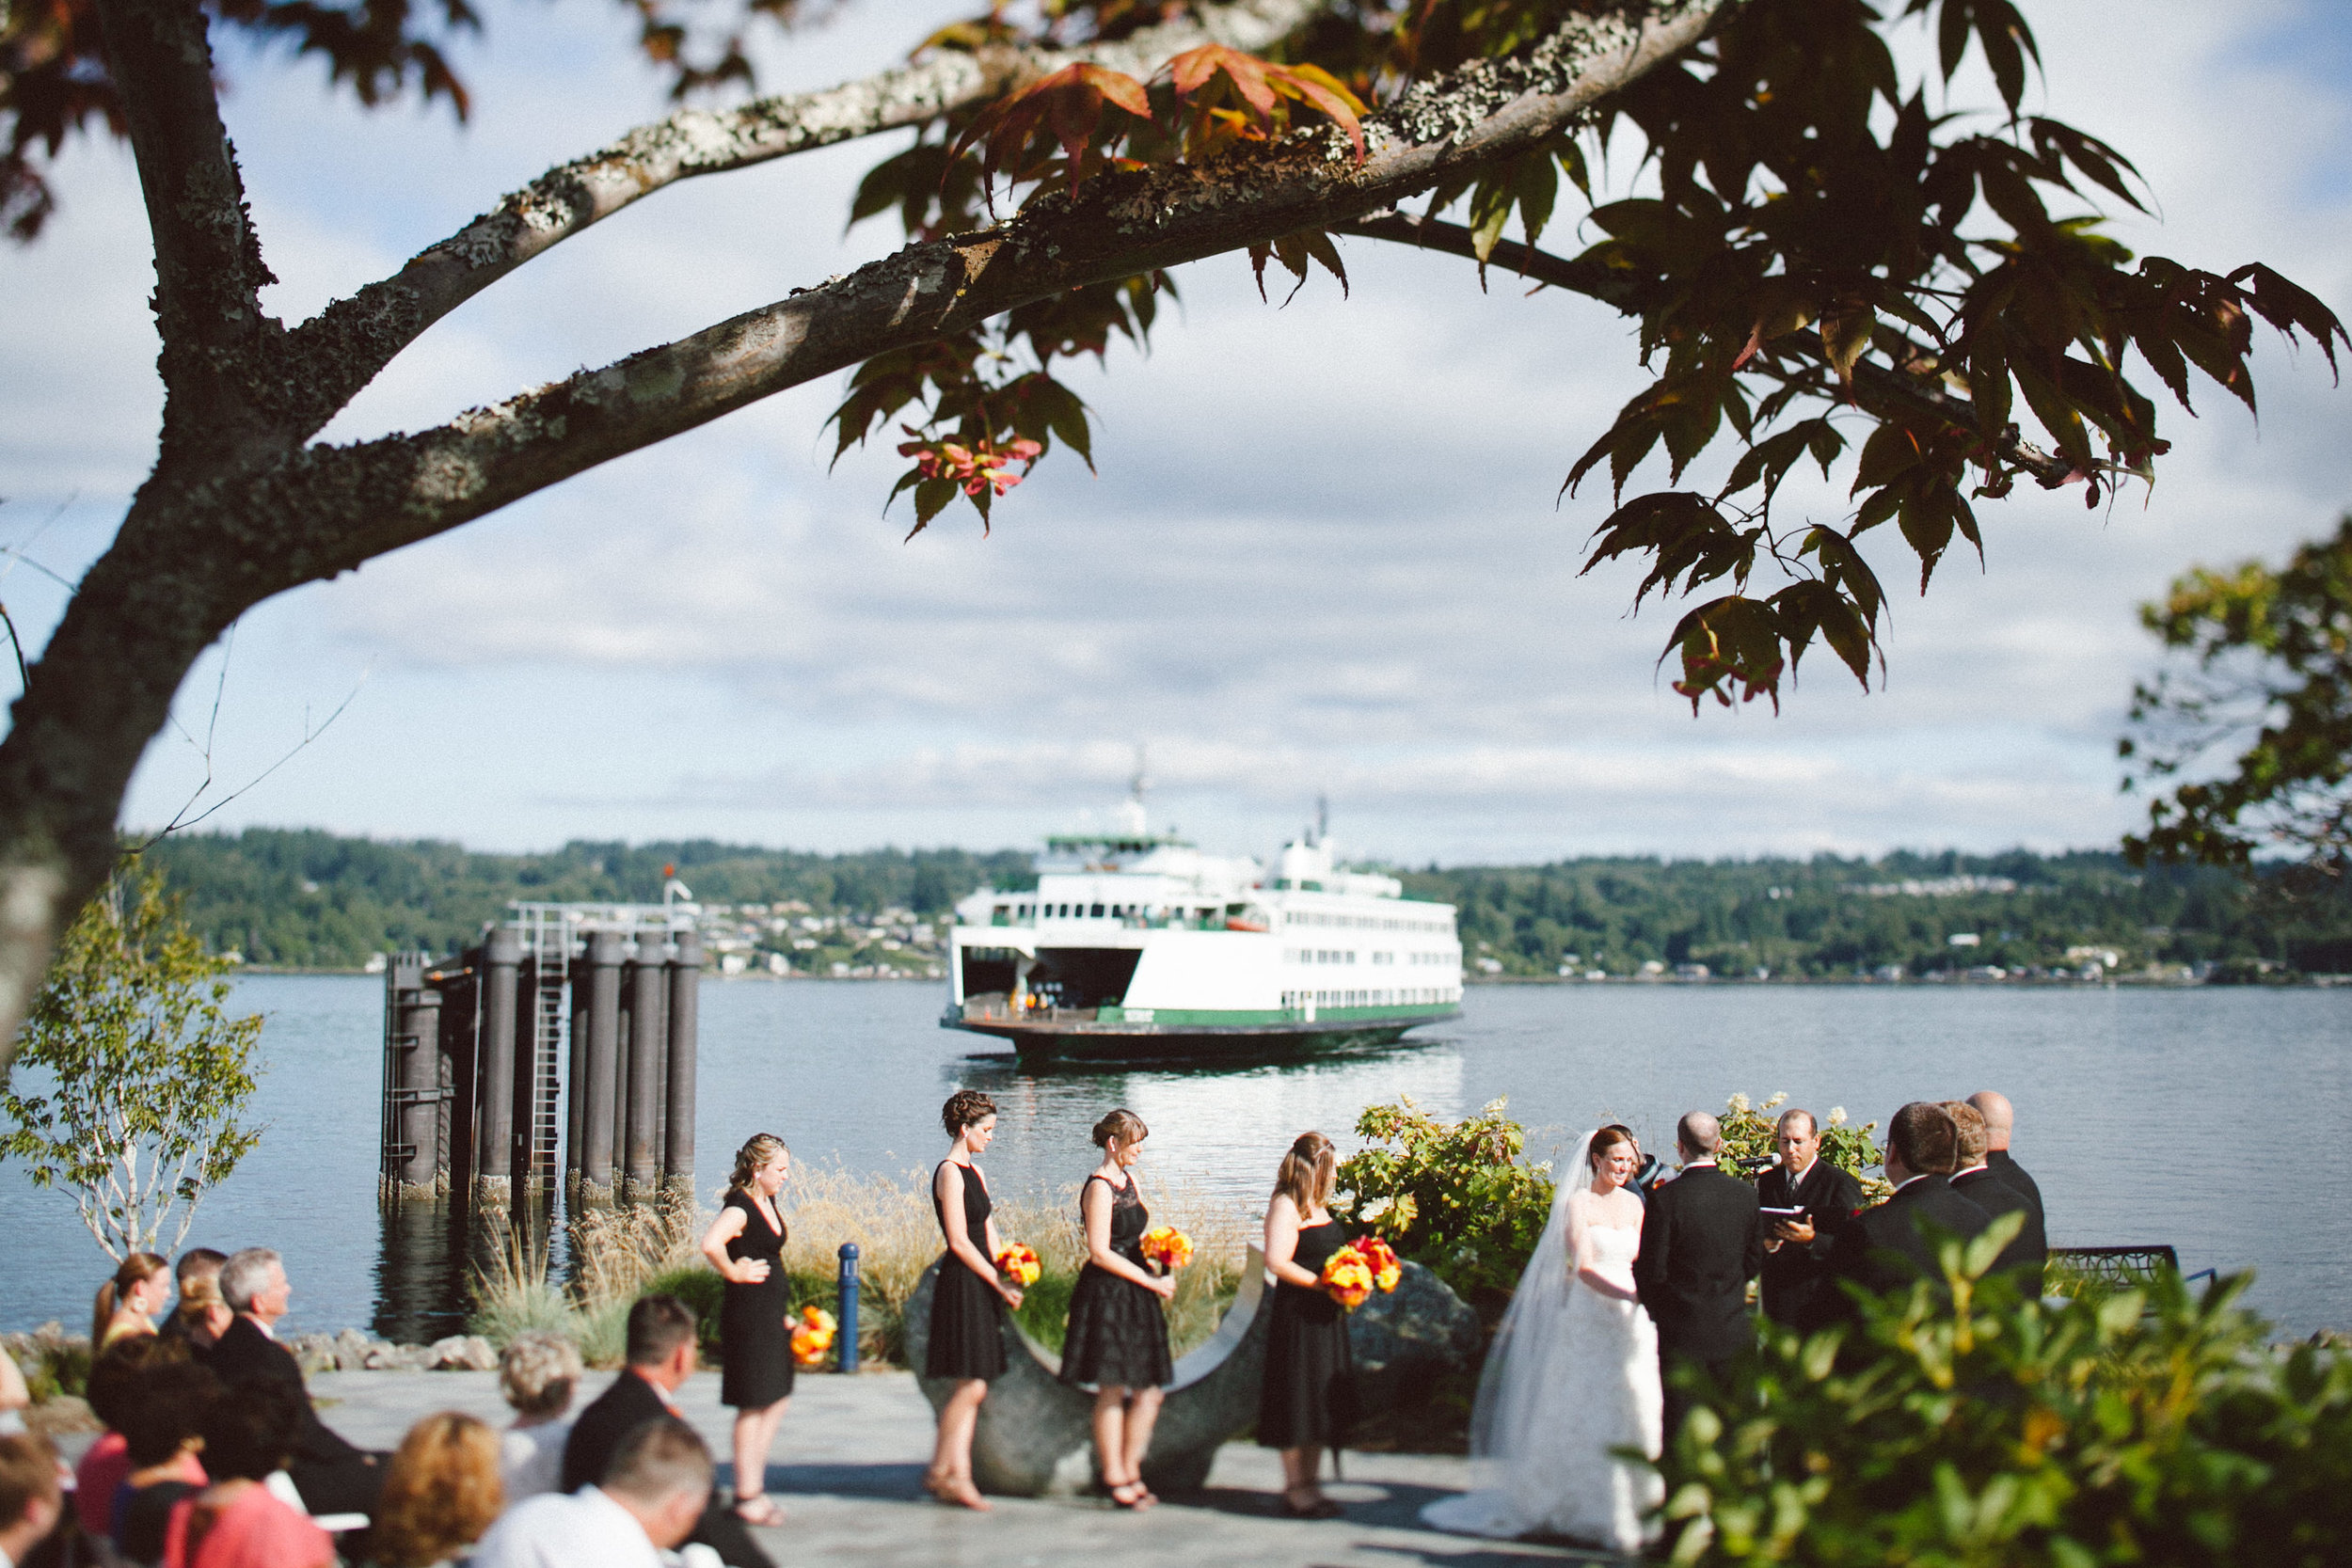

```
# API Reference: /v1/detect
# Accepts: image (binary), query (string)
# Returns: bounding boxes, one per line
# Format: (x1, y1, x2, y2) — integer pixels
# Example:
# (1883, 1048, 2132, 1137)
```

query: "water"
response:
(2, 975, 2344, 1338)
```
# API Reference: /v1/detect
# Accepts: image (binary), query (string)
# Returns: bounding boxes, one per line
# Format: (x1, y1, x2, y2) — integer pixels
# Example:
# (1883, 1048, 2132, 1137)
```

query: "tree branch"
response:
(275, 0, 1327, 440)
(1337, 209, 2076, 486)
(90, 0, 277, 462)
(251, 1, 1729, 578)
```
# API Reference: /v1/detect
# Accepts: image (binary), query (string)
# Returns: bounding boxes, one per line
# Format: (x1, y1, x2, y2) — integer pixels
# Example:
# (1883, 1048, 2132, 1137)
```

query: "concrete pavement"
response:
(306, 1368, 1621, 1568)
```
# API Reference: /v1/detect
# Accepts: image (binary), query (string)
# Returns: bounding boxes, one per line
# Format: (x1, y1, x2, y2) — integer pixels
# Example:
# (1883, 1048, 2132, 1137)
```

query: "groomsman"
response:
(1966, 1090, 2047, 1234)
(1943, 1101, 2046, 1294)
(1635, 1112, 1763, 1445)
(1756, 1108, 1862, 1330)
(1826, 1102, 1991, 1315)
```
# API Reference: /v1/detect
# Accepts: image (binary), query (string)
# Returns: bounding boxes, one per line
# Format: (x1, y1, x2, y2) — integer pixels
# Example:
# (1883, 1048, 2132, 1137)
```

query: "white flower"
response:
(1828, 1106, 1848, 1126)
(1763, 1092, 1788, 1110)
(1360, 1196, 1393, 1222)
(1726, 1092, 1752, 1114)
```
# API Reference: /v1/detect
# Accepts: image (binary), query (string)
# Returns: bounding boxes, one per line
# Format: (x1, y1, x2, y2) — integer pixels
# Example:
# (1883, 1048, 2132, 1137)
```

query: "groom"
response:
(1634, 1112, 1763, 1446)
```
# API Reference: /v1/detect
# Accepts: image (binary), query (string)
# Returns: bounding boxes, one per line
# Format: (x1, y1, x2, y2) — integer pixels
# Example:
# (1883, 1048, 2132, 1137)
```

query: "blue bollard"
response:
(836, 1242, 861, 1373)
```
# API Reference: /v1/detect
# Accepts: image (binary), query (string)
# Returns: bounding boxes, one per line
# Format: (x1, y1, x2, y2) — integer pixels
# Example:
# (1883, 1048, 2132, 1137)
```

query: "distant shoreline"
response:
(226, 966, 2348, 988)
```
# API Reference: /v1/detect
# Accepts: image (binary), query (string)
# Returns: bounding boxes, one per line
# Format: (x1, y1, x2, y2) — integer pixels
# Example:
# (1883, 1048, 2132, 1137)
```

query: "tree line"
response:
(135, 829, 2352, 978)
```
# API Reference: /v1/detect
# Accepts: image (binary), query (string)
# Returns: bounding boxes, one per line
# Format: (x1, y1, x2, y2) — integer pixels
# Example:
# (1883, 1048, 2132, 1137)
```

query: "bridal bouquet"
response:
(1319, 1237, 1402, 1310)
(994, 1243, 1041, 1287)
(788, 1305, 837, 1368)
(1139, 1226, 1193, 1274)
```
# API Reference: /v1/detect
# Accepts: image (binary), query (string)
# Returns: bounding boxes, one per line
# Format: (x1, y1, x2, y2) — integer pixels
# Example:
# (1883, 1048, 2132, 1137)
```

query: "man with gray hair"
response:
(204, 1246, 384, 1515)
(1634, 1112, 1763, 1444)
(472, 1415, 715, 1568)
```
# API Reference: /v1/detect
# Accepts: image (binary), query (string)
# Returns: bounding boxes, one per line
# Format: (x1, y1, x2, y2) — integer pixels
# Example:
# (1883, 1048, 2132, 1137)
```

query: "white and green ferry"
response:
(945, 800, 1461, 1061)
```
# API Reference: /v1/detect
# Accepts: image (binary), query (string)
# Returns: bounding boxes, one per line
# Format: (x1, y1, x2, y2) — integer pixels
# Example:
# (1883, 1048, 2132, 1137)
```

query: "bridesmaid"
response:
(700, 1132, 794, 1527)
(927, 1089, 1021, 1511)
(1058, 1109, 1175, 1510)
(93, 1253, 170, 1354)
(1259, 1131, 1356, 1519)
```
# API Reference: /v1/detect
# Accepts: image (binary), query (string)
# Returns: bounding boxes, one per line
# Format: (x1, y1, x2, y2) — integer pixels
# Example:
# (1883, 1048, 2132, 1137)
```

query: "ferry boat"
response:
(944, 799, 1462, 1061)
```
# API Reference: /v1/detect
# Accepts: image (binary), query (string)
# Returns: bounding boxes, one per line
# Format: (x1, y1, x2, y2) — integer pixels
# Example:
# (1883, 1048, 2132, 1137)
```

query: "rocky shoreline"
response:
(4, 1322, 500, 1377)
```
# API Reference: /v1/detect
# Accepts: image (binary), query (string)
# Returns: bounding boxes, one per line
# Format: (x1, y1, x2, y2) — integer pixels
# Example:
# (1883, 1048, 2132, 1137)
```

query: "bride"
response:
(1422, 1125, 1663, 1550)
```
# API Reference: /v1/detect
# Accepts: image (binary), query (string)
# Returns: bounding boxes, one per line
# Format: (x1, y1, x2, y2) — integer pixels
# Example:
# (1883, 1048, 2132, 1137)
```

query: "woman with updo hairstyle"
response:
(1058, 1108, 1175, 1508)
(94, 1252, 171, 1354)
(1258, 1130, 1356, 1518)
(925, 1089, 1018, 1511)
(698, 1132, 795, 1527)
(494, 1330, 582, 1503)
(366, 1412, 502, 1568)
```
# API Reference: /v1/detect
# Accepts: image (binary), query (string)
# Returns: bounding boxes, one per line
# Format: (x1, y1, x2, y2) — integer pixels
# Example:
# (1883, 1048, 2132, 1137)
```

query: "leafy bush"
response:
(1657, 1226, 2352, 1566)
(644, 1264, 725, 1355)
(1336, 1098, 1555, 1317)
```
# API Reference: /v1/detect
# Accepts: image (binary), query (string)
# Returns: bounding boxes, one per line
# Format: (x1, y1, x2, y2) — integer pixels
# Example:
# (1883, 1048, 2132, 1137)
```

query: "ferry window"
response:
(1089, 903, 1105, 917)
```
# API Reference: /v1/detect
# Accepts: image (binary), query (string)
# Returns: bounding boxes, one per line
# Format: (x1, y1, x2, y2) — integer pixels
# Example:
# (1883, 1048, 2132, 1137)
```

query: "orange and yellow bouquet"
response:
(789, 1305, 837, 1368)
(994, 1242, 1041, 1287)
(1319, 1238, 1403, 1310)
(1139, 1226, 1194, 1275)
(1356, 1234, 1403, 1292)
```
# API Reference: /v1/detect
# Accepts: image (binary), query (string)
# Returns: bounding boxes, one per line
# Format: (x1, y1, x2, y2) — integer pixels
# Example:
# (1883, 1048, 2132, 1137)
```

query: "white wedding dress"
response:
(1422, 1132, 1664, 1551)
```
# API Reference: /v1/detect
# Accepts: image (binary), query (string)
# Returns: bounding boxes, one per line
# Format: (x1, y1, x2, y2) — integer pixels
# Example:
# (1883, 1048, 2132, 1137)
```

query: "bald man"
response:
(1966, 1091, 2045, 1237)
(1634, 1112, 1763, 1445)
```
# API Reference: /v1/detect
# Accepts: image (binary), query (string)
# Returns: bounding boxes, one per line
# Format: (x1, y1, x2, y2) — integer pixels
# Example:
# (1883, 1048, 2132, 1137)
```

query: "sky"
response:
(2, 0, 2349, 869)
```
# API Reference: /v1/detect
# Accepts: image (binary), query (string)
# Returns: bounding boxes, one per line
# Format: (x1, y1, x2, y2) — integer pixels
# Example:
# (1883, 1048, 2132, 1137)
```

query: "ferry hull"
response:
(943, 1007, 1458, 1063)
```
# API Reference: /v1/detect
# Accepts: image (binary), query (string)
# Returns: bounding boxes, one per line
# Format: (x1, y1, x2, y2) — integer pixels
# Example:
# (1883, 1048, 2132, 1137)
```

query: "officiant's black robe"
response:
(1951, 1164, 2046, 1294)
(1756, 1158, 1863, 1329)
(1825, 1175, 1991, 1316)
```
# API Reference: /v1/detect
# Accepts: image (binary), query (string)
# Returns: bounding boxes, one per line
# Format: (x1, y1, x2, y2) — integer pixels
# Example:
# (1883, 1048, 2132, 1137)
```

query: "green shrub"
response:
(644, 1264, 725, 1355)
(1335, 1097, 1555, 1318)
(1658, 1224, 2352, 1566)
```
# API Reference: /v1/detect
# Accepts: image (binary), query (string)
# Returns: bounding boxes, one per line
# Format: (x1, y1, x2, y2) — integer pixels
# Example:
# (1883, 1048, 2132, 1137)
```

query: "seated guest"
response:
(1943, 1101, 2047, 1294)
(204, 1248, 383, 1517)
(367, 1413, 502, 1568)
(77, 1336, 177, 1535)
(1756, 1107, 1864, 1330)
(0, 1433, 66, 1568)
(114, 1359, 219, 1564)
(94, 1254, 172, 1356)
(1826, 1101, 1993, 1316)
(472, 1417, 711, 1568)
(497, 1334, 582, 1503)
(161, 1380, 335, 1568)
(1966, 1090, 2047, 1231)
(160, 1251, 231, 1358)
(564, 1298, 770, 1568)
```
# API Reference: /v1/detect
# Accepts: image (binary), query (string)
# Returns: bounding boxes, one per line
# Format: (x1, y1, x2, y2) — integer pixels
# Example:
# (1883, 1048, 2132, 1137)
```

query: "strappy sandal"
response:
(732, 1494, 787, 1527)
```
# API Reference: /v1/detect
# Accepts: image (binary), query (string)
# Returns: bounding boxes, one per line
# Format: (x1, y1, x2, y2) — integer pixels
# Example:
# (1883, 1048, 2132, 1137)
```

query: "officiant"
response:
(1756, 1107, 1862, 1330)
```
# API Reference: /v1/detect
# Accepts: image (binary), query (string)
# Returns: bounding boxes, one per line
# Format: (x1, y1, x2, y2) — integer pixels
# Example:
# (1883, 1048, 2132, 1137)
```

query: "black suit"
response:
(1950, 1165, 2046, 1295)
(1634, 1164, 1763, 1441)
(1987, 1149, 2046, 1232)
(1825, 1176, 1992, 1320)
(563, 1372, 773, 1568)
(205, 1316, 382, 1516)
(1756, 1158, 1864, 1329)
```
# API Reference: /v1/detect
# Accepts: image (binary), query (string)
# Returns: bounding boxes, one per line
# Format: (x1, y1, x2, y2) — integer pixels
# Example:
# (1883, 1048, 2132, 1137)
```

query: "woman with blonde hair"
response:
(493, 1331, 582, 1503)
(1058, 1109, 1175, 1510)
(94, 1253, 171, 1354)
(1258, 1132, 1355, 1519)
(363, 1413, 501, 1568)
(699, 1132, 796, 1527)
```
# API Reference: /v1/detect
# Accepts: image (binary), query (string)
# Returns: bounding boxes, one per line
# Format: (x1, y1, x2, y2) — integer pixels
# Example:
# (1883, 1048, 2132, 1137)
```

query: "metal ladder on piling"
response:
(516, 907, 573, 1193)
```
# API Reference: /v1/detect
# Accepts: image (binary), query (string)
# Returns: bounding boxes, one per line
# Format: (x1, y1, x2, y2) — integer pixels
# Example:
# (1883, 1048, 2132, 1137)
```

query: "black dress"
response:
(927, 1159, 1009, 1381)
(1059, 1172, 1175, 1390)
(1257, 1217, 1357, 1449)
(719, 1187, 794, 1408)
